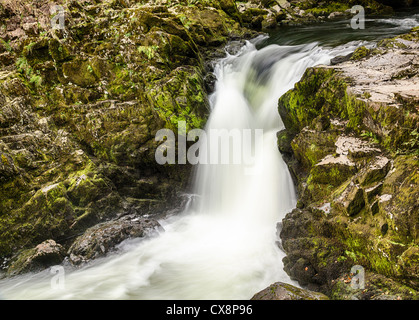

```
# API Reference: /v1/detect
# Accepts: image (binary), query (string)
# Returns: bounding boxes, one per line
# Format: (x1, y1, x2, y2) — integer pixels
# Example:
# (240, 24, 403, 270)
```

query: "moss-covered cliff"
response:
(278, 27, 419, 299)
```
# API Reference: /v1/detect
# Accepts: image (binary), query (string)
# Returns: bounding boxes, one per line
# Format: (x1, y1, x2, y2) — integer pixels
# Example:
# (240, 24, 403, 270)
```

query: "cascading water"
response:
(1, 12, 418, 299)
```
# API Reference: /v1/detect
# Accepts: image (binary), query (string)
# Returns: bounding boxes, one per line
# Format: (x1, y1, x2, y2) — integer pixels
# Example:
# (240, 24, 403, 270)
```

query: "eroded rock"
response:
(68, 215, 162, 265)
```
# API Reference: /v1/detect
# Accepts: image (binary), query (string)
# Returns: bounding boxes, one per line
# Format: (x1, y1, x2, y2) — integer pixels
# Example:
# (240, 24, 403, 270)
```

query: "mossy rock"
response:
(67, 174, 112, 207)
(48, 38, 71, 63)
(61, 57, 110, 87)
(277, 36, 419, 294)
(22, 38, 51, 64)
(350, 46, 371, 61)
(6, 240, 64, 276)
(278, 67, 365, 134)
(147, 65, 208, 132)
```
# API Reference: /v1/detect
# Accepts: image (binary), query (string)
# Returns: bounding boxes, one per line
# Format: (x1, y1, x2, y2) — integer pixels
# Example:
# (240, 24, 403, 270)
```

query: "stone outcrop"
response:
(277, 27, 419, 299)
(67, 215, 162, 265)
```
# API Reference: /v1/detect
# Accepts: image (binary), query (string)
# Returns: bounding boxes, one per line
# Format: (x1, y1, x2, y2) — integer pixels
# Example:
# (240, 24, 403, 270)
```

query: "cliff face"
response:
(278, 28, 419, 299)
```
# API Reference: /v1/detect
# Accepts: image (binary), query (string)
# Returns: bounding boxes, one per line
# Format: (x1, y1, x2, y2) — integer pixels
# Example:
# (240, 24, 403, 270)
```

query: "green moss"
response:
(48, 38, 71, 62)
(308, 164, 356, 188)
(147, 66, 208, 131)
(67, 174, 111, 207)
(138, 45, 159, 59)
(29, 74, 43, 88)
(350, 46, 371, 60)
(1, 154, 9, 166)
(305, 2, 350, 17)
(61, 59, 99, 87)
(279, 67, 367, 135)
(0, 38, 12, 52)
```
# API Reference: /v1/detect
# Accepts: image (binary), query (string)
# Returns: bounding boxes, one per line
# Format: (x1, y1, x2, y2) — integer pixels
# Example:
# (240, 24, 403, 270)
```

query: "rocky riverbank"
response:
(0, 0, 418, 300)
(0, 0, 257, 275)
(277, 27, 419, 299)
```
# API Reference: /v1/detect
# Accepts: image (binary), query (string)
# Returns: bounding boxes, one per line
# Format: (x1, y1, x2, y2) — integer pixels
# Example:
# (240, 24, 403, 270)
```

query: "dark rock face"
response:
(277, 28, 419, 299)
(251, 281, 329, 300)
(67, 215, 162, 265)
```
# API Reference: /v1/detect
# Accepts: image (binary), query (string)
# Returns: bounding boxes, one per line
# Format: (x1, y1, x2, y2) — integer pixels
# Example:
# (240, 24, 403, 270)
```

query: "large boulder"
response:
(67, 215, 162, 265)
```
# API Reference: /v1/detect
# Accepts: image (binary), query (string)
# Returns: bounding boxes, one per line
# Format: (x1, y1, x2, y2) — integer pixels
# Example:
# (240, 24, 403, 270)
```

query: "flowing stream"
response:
(1, 10, 418, 300)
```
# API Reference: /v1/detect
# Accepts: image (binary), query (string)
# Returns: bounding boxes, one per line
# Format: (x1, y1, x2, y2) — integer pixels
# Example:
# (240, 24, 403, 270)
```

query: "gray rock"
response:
(357, 156, 391, 187)
(251, 282, 329, 300)
(330, 53, 353, 65)
(328, 11, 345, 19)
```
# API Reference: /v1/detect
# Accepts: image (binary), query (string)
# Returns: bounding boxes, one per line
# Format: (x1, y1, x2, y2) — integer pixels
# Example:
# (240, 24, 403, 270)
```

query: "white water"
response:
(377, 13, 419, 29)
(0, 38, 359, 300)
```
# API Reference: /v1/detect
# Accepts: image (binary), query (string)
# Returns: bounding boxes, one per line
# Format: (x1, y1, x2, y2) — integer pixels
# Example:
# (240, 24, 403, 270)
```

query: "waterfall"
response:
(0, 37, 358, 300)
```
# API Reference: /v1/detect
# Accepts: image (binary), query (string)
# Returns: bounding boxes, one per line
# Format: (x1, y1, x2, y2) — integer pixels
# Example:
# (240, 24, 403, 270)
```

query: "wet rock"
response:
(251, 282, 329, 300)
(330, 271, 418, 300)
(276, 129, 294, 155)
(204, 72, 217, 93)
(68, 215, 162, 265)
(7, 240, 65, 276)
